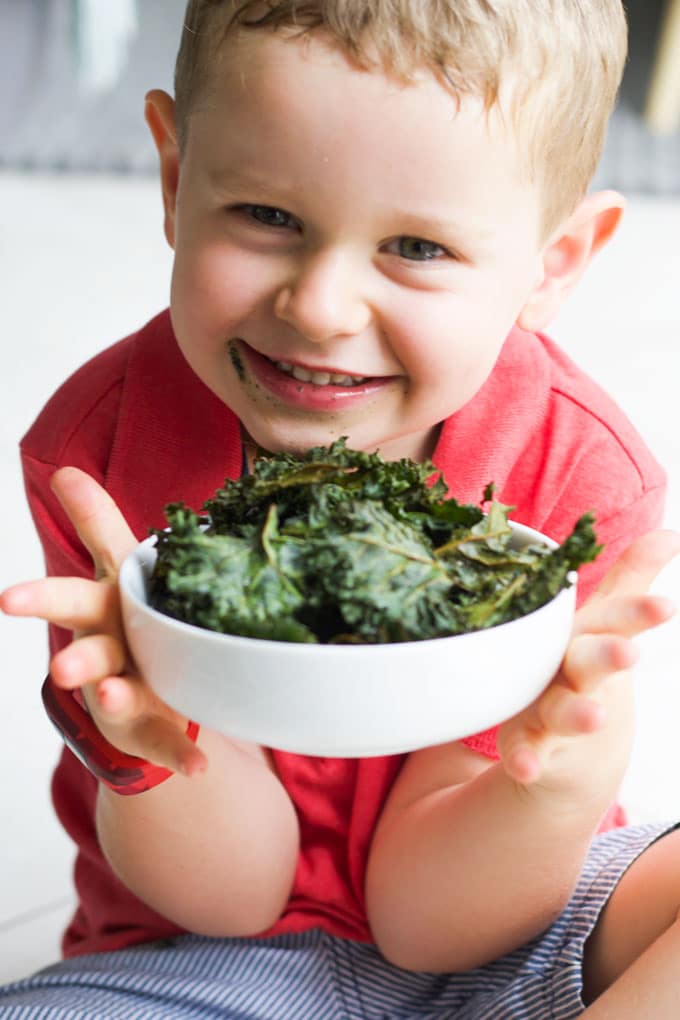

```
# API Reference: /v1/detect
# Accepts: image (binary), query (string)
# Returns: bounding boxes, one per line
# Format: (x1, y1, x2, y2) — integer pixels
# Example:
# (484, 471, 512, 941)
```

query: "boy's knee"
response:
(583, 829, 680, 1003)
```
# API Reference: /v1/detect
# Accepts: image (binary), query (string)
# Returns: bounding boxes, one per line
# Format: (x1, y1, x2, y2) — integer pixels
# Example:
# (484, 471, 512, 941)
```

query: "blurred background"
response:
(1, 0, 679, 985)
(2, 0, 680, 183)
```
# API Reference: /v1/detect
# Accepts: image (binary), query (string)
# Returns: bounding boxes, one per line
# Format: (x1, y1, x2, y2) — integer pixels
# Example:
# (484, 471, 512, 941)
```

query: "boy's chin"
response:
(239, 422, 440, 463)
(240, 423, 345, 457)
(240, 423, 374, 458)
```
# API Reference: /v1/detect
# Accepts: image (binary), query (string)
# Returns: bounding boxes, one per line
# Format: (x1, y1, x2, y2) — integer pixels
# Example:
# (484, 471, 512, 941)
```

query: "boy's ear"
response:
(145, 89, 180, 249)
(517, 191, 625, 333)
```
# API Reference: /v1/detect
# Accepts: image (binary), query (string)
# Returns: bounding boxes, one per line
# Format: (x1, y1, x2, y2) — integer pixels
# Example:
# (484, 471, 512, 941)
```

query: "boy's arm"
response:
(365, 733, 626, 973)
(96, 728, 300, 936)
(2, 466, 300, 936)
(365, 530, 680, 973)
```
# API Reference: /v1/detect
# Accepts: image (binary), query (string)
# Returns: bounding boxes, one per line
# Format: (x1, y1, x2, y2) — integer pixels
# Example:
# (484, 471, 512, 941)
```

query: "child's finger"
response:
(91, 673, 163, 724)
(586, 529, 680, 604)
(561, 632, 639, 693)
(81, 676, 206, 776)
(573, 593, 676, 639)
(0, 577, 118, 631)
(501, 693, 606, 785)
(93, 689, 207, 778)
(51, 634, 127, 690)
(50, 467, 138, 581)
(536, 684, 606, 737)
(501, 742, 543, 786)
(126, 716, 208, 778)
(502, 684, 606, 779)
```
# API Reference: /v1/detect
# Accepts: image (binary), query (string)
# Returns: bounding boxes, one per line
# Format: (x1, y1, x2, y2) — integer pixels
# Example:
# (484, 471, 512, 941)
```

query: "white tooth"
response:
(276, 361, 367, 386)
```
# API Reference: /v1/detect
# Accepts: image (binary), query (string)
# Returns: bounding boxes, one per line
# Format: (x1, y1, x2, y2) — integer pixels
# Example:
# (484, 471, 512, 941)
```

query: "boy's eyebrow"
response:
(206, 166, 295, 196)
(391, 209, 494, 245)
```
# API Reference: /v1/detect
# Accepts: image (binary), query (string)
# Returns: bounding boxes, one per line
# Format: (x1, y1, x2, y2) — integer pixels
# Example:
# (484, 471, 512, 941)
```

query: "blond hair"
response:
(175, 0, 628, 235)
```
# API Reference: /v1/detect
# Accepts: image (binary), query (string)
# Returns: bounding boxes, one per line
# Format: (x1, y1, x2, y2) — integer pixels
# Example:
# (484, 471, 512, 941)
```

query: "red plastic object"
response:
(42, 675, 199, 795)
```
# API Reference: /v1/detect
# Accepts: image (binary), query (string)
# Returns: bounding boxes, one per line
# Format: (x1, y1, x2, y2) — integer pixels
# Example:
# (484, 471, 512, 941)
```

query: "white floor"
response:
(0, 173, 678, 985)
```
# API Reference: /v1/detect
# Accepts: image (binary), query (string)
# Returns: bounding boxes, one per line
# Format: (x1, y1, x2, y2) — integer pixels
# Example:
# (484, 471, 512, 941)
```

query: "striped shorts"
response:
(0, 822, 674, 1020)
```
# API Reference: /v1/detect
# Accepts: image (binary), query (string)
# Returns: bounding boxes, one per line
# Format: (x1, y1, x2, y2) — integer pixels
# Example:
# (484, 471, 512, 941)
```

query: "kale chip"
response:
(148, 439, 601, 643)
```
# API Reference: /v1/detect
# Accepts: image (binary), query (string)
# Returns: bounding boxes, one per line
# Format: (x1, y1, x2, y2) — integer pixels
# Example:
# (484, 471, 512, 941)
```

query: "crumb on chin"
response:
(228, 340, 246, 382)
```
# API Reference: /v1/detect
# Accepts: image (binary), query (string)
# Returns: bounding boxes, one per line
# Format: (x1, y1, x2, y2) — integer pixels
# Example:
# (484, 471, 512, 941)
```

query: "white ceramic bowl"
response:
(119, 522, 576, 757)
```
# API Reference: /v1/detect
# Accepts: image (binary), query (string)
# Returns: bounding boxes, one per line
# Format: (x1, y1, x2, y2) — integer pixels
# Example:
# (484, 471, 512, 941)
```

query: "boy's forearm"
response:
(365, 761, 604, 973)
(96, 728, 299, 937)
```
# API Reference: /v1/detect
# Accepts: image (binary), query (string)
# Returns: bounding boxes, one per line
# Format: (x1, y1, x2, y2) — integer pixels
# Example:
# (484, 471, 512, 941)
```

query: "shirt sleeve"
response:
(21, 451, 96, 657)
(20, 361, 124, 654)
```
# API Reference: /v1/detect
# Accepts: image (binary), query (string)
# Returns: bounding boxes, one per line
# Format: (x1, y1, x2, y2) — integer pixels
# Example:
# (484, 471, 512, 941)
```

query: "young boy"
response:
(2, 1, 680, 1016)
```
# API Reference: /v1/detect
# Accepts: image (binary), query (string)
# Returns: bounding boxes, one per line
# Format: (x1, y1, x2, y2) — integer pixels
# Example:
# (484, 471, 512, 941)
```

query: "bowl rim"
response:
(119, 519, 576, 655)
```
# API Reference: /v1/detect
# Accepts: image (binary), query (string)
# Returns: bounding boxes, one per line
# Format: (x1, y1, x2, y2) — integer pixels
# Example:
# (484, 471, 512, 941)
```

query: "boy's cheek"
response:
(172, 254, 240, 327)
(176, 240, 276, 311)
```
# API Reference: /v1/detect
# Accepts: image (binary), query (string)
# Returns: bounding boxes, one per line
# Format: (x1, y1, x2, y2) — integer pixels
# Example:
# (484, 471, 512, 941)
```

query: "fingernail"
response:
(0, 587, 29, 613)
(96, 679, 128, 717)
(180, 756, 207, 779)
(653, 597, 676, 620)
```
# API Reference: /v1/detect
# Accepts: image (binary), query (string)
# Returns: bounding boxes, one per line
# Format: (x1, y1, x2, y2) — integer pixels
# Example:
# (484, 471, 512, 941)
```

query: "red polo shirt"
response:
(21, 310, 666, 958)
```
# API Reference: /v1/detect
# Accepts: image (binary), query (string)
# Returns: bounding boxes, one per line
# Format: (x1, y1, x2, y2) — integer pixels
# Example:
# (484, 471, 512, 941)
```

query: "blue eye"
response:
(244, 205, 296, 228)
(396, 237, 447, 261)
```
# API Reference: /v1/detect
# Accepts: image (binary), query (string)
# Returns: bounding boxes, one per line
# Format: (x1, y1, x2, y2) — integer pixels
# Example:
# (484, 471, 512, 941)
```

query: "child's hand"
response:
(497, 529, 680, 797)
(0, 467, 207, 778)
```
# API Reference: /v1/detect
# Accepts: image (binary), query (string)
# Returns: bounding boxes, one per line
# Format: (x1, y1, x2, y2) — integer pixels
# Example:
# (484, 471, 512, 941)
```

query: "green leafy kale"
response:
(148, 439, 602, 643)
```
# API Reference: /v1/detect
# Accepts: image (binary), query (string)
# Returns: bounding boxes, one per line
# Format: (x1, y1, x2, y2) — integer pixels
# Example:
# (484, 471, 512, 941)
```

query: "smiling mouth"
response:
(232, 338, 387, 395)
(271, 359, 370, 388)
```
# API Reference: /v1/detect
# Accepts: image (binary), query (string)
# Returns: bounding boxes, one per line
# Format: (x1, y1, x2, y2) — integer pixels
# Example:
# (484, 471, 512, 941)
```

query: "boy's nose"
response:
(274, 250, 372, 343)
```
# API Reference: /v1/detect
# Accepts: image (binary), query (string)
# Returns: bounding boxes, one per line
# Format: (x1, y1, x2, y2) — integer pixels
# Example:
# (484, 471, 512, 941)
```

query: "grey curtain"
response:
(0, 0, 678, 191)
(0, 0, 183, 172)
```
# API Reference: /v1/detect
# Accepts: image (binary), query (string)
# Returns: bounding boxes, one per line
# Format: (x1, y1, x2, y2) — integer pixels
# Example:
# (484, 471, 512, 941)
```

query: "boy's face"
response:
(163, 31, 548, 461)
